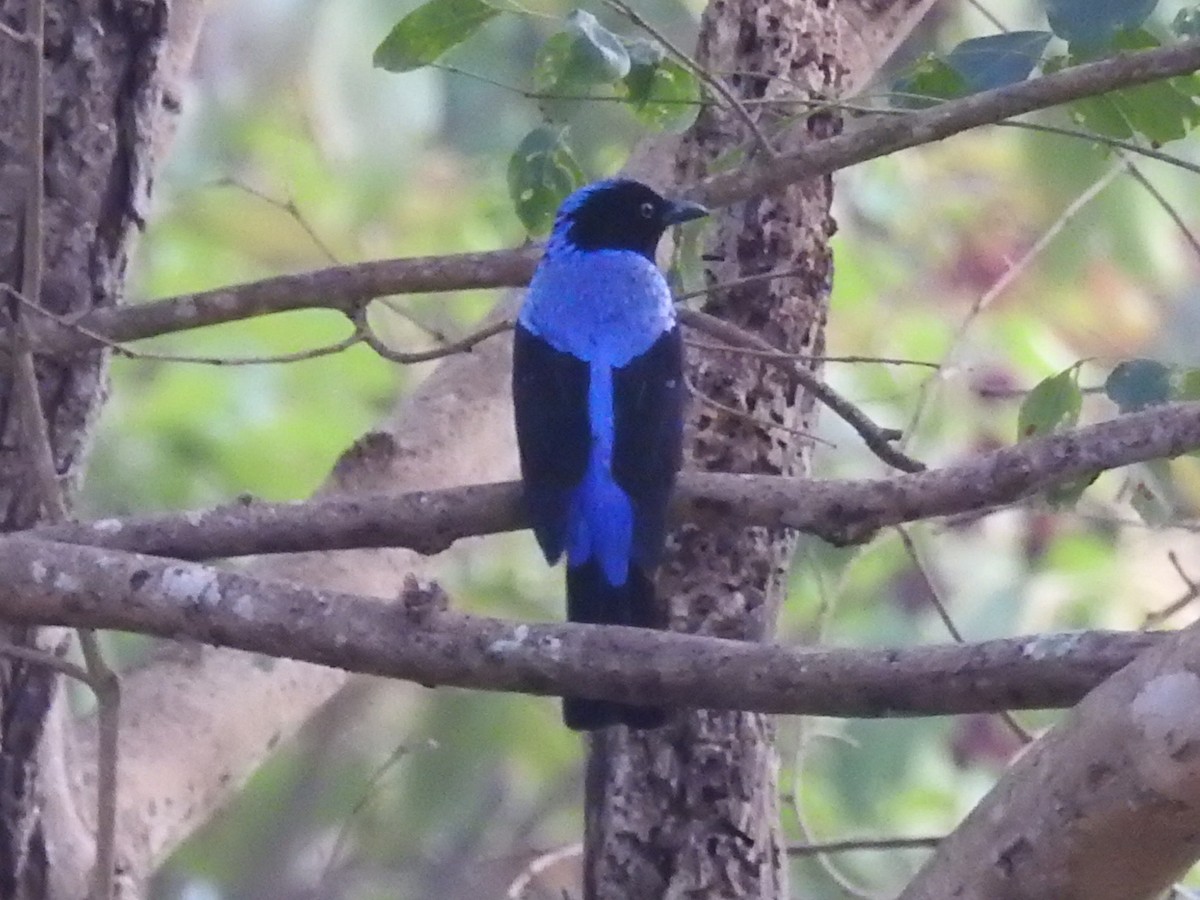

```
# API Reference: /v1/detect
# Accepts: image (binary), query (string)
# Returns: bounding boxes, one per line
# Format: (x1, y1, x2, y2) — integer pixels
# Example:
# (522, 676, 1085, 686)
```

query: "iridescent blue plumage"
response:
(512, 178, 706, 730)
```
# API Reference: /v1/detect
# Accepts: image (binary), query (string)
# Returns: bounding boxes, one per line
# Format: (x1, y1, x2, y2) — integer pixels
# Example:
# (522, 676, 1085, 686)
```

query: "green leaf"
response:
(1174, 367, 1200, 401)
(373, 0, 500, 72)
(1069, 94, 1135, 139)
(944, 31, 1053, 94)
(532, 11, 631, 96)
(891, 55, 966, 108)
(1104, 358, 1172, 412)
(622, 47, 701, 131)
(1045, 0, 1158, 49)
(507, 126, 585, 235)
(532, 32, 576, 93)
(1064, 31, 1200, 144)
(1018, 366, 1082, 440)
(566, 10, 630, 81)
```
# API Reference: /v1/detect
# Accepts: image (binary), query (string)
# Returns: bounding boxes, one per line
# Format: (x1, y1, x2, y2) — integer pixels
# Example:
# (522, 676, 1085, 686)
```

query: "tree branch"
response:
(899, 616, 1200, 900)
(29, 402, 1200, 560)
(22, 247, 541, 359)
(9, 39, 1199, 362)
(0, 536, 1168, 717)
(695, 37, 1200, 206)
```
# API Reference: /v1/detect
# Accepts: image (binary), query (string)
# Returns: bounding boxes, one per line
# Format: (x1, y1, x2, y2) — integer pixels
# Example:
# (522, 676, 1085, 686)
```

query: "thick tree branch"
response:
(899, 617, 1200, 900)
(0, 536, 1166, 717)
(29, 402, 1200, 560)
(9, 39, 1199, 361)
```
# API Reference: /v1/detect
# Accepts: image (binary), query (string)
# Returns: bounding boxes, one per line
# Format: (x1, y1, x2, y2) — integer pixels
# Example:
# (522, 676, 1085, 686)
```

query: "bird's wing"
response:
(611, 324, 685, 567)
(512, 321, 591, 563)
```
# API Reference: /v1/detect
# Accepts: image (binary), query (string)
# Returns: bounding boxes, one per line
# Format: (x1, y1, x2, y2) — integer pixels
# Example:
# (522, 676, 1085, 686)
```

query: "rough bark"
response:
(0, 1, 189, 895)
(583, 1, 836, 895)
(899, 619, 1200, 900)
(582, 1, 934, 897)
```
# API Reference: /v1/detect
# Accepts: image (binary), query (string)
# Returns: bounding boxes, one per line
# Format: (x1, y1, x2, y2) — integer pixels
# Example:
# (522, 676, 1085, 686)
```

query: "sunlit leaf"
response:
(891, 55, 966, 108)
(1018, 366, 1082, 440)
(532, 11, 631, 97)
(373, 0, 500, 72)
(532, 32, 576, 93)
(566, 10, 630, 81)
(1105, 358, 1172, 412)
(507, 126, 584, 235)
(1044, 0, 1158, 48)
(623, 47, 701, 131)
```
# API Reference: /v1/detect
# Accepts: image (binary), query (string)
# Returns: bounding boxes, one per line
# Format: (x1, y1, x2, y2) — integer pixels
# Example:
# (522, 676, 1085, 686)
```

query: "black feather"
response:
(512, 322, 591, 563)
(563, 560, 666, 731)
(612, 325, 685, 568)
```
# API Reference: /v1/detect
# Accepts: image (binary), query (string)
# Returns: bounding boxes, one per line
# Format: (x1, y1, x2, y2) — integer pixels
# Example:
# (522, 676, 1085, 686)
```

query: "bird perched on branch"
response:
(512, 178, 708, 730)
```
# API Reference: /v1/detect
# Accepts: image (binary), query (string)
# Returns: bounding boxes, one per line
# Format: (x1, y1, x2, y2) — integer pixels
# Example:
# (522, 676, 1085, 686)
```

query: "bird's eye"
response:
(639, 201, 655, 219)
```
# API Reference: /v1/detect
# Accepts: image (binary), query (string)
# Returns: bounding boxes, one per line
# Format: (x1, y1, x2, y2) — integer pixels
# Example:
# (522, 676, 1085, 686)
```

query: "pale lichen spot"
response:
(487, 623, 531, 656)
(30, 561, 47, 584)
(54, 572, 82, 593)
(91, 519, 123, 535)
(161, 566, 222, 606)
(231, 594, 255, 620)
(1020, 632, 1083, 661)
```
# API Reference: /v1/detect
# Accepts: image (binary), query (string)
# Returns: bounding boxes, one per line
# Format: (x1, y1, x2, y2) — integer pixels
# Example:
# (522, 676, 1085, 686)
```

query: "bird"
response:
(512, 178, 708, 730)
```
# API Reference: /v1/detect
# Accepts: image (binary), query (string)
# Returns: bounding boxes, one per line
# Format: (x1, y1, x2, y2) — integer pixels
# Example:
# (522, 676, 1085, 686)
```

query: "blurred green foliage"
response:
(92, 0, 1200, 897)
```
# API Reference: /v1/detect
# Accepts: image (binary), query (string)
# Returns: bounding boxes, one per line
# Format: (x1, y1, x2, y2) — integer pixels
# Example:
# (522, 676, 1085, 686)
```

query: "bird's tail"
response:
(563, 560, 666, 731)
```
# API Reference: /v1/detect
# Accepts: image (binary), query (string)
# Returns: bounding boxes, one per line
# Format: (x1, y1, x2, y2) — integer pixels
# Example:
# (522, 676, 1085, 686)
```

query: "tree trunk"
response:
(583, 1, 842, 896)
(0, 1, 187, 895)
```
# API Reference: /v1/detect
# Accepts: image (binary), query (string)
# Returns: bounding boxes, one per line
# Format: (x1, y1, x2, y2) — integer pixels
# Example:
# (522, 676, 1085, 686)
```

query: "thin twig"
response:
(680, 308, 925, 472)
(1124, 164, 1200, 263)
(0, 638, 91, 683)
(676, 266, 807, 302)
(1143, 551, 1200, 627)
(684, 372, 829, 445)
(740, 90, 1200, 181)
(963, 0, 1007, 31)
(895, 526, 1033, 745)
(602, 0, 778, 158)
(787, 835, 943, 856)
(321, 739, 436, 883)
(356, 310, 512, 364)
(684, 338, 938, 368)
(214, 177, 341, 265)
(904, 157, 1126, 444)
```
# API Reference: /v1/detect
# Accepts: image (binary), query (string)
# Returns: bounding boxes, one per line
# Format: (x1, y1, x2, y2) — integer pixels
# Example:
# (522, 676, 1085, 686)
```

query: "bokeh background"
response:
(81, 0, 1200, 896)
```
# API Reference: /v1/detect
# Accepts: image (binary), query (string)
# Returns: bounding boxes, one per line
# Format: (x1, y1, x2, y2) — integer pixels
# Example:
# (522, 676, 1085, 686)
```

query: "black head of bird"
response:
(552, 178, 709, 260)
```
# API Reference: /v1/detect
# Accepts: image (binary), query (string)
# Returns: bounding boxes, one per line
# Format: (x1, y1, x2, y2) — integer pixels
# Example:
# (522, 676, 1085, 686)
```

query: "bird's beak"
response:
(663, 199, 709, 225)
